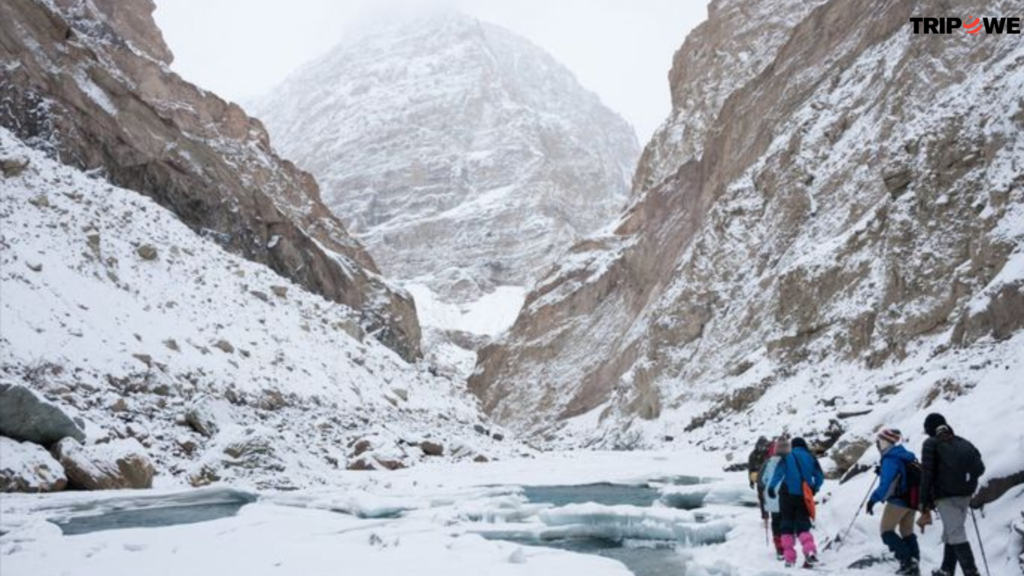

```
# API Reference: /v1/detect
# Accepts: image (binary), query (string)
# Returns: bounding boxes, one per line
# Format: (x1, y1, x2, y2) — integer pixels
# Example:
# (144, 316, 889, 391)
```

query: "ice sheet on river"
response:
(472, 502, 732, 546)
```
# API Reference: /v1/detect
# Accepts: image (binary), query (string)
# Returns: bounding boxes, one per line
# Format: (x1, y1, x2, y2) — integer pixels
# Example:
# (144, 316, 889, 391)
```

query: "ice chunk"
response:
(659, 485, 712, 510)
(453, 494, 550, 523)
(536, 503, 731, 546)
(266, 489, 415, 519)
(703, 483, 759, 507)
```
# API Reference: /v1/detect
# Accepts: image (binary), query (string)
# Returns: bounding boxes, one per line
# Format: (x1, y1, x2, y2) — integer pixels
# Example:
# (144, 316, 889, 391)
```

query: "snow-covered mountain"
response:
(0, 0, 421, 361)
(251, 11, 639, 305)
(0, 0, 514, 489)
(471, 0, 1024, 462)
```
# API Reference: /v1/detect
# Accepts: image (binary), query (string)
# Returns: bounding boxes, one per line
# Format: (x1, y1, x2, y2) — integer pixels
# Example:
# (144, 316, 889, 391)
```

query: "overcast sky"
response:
(153, 0, 710, 142)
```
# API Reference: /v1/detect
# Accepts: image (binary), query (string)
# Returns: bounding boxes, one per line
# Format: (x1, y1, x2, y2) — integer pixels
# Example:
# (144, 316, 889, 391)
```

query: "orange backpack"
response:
(795, 454, 818, 520)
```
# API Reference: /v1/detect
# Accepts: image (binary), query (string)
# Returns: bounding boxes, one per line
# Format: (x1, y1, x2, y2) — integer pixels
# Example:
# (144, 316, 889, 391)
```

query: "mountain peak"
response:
(254, 15, 639, 307)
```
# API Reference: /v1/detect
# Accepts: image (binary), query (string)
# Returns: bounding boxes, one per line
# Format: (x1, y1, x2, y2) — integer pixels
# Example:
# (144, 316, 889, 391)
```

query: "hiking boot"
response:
(785, 561, 797, 568)
(898, 559, 920, 576)
(803, 554, 820, 568)
(953, 543, 979, 576)
(938, 543, 957, 576)
(777, 553, 786, 561)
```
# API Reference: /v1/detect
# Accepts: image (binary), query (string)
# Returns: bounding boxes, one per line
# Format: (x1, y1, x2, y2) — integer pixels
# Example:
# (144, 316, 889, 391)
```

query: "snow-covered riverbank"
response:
(2, 449, 1020, 576)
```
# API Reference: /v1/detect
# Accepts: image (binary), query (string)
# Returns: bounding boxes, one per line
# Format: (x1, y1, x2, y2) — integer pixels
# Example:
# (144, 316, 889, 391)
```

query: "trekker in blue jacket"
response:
(867, 429, 921, 576)
(768, 437, 824, 568)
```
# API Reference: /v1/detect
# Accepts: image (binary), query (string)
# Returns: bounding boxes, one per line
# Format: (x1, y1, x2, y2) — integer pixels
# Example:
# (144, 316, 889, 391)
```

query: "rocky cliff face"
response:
(471, 0, 1024, 446)
(252, 12, 639, 303)
(632, 0, 828, 196)
(0, 0, 421, 360)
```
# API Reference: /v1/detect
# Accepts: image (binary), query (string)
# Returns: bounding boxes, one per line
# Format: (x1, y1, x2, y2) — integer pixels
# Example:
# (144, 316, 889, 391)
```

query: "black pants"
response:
(780, 489, 812, 534)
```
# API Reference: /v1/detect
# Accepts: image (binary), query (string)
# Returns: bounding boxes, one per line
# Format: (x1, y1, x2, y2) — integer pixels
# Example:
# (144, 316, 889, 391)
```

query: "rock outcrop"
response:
(0, 0, 420, 360)
(253, 11, 638, 303)
(0, 383, 85, 445)
(471, 0, 1024, 443)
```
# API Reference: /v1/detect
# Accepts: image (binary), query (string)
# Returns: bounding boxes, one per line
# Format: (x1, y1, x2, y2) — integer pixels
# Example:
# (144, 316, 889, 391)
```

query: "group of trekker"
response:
(747, 412, 986, 576)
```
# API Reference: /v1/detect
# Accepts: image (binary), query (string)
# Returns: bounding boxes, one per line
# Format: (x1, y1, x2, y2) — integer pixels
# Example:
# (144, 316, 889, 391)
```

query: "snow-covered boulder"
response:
(0, 437, 67, 492)
(0, 383, 85, 446)
(190, 425, 287, 488)
(52, 438, 155, 490)
(184, 396, 234, 438)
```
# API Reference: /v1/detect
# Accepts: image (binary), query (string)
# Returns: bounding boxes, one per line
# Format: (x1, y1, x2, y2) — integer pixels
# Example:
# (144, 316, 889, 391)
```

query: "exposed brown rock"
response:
(136, 244, 158, 260)
(213, 339, 234, 354)
(971, 471, 1024, 508)
(1, 157, 30, 178)
(420, 441, 444, 457)
(351, 439, 372, 457)
(829, 438, 872, 480)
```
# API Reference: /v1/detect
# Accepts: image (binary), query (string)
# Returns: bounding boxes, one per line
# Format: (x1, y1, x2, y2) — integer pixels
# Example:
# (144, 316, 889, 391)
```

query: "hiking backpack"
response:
(895, 459, 923, 509)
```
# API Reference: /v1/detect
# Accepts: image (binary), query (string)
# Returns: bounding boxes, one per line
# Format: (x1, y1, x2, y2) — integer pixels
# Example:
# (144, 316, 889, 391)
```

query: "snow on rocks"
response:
(189, 425, 286, 487)
(183, 396, 234, 439)
(52, 438, 154, 490)
(0, 437, 67, 493)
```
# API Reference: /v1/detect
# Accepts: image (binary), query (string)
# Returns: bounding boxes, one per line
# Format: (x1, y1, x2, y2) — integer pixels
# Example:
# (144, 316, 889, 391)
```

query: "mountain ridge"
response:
(252, 10, 639, 304)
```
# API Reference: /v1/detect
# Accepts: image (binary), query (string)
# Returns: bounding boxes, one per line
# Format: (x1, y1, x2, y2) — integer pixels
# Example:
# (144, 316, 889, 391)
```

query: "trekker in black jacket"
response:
(917, 413, 985, 576)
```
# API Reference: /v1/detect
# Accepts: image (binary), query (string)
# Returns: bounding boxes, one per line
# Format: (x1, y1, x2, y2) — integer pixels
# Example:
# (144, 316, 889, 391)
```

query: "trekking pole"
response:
(970, 509, 991, 576)
(832, 475, 878, 551)
(764, 516, 770, 547)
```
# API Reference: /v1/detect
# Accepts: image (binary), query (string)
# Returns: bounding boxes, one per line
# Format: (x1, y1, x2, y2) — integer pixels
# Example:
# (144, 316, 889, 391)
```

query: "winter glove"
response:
(873, 464, 881, 476)
(767, 487, 777, 499)
(866, 500, 876, 516)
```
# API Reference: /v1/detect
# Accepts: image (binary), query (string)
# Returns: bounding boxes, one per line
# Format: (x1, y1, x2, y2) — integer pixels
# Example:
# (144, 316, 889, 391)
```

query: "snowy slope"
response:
(0, 128, 515, 489)
(0, 0, 422, 361)
(252, 10, 639, 305)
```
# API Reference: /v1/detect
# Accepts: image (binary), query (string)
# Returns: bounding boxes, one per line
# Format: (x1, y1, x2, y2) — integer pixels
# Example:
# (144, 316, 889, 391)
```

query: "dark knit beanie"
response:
(924, 413, 947, 437)
(791, 437, 808, 450)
